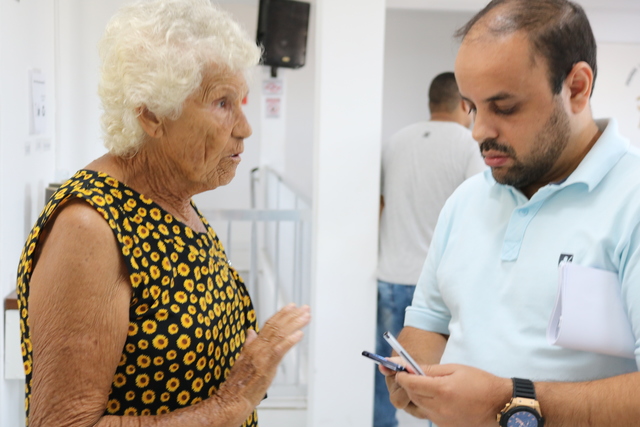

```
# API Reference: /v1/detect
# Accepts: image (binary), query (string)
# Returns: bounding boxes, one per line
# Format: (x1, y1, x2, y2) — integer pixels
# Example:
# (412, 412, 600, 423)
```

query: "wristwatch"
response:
(497, 378, 544, 427)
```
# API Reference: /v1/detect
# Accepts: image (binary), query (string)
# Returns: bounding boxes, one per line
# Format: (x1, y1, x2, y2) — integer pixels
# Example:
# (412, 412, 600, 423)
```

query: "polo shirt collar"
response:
(561, 118, 629, 191)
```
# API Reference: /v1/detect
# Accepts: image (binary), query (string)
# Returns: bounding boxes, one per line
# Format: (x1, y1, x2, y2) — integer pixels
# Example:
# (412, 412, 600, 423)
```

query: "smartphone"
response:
(362, 350, 407, 372)
(383, 331, 425, 376)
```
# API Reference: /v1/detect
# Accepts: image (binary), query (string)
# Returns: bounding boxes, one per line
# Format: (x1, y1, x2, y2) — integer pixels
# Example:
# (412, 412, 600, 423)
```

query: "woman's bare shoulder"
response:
(34, 197, 127, 287)
(46, 197, 114, 242)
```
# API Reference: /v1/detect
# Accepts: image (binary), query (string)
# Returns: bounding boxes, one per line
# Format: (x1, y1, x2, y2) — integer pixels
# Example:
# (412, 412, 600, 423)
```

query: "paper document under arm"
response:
(547, 263, 636, 359)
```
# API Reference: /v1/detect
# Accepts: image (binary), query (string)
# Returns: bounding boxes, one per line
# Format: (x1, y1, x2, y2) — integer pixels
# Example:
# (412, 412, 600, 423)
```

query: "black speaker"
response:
(257, 0, 310, 70)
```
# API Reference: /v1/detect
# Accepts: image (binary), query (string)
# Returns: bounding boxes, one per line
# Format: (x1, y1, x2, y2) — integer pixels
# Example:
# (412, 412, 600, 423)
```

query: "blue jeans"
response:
(373, 280, 416, 427)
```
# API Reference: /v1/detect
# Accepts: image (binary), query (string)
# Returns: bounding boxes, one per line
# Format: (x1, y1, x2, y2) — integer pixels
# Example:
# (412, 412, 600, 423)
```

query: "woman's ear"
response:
(136, 106, 164, 138)
(564, 61, 594, 114)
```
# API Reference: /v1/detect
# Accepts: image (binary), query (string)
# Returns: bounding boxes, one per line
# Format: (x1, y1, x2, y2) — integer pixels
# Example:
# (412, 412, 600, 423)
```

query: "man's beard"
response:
(480, 99, 571, 190)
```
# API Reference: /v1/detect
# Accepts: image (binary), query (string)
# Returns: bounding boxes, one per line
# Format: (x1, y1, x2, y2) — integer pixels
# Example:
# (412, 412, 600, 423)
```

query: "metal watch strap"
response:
(512, 377, 537, 400)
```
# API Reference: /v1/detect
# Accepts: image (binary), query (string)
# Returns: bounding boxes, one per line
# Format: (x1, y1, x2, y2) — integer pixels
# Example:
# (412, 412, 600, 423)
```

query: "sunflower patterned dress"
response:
(17, 169, 259, 426)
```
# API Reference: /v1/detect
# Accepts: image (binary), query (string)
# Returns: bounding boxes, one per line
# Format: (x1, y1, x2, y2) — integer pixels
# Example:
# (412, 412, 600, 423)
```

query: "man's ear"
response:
(136, 106, 164, 138)
(458, 98, 472, 128)
(565, 61, 594, 114)
(459, 98, 469, 114)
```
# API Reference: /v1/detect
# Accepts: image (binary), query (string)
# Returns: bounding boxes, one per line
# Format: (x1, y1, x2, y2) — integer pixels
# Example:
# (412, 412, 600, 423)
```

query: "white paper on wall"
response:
(262, 78, 284, 96)
(265, 97, 282, 118)
(29, 69, 47, 135)
(263, 78, 284, 119)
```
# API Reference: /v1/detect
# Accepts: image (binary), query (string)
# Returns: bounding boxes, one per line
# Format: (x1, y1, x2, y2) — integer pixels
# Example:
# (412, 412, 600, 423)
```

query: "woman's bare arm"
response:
(28, 200, 310, 427)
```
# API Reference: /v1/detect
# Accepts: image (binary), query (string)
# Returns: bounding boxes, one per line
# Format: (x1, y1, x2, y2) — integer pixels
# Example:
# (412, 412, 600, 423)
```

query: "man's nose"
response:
(471, 112, 498, 144)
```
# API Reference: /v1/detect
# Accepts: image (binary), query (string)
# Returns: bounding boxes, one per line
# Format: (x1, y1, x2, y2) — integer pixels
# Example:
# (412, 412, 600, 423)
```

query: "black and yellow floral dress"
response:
(17, 169, 259, 426)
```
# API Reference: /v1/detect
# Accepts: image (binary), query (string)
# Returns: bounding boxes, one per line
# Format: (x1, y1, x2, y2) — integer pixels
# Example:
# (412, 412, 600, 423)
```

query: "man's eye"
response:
(464, 102, 476, 115)
(494, 105, 517, 115)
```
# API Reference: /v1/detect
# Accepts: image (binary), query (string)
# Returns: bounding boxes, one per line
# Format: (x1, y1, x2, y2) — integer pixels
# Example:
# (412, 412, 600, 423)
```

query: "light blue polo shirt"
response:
(406, 119, 640, 382)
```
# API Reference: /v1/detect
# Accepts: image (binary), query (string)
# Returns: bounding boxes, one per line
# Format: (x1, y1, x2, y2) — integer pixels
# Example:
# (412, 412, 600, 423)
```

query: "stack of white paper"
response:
(547, 263, 636, 359)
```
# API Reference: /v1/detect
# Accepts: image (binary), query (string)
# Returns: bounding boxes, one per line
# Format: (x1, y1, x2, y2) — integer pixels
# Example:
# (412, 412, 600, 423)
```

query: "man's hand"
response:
(380, 327, 449, 416)
(392, 363, 511, 427)
(379, 357, 412, 411)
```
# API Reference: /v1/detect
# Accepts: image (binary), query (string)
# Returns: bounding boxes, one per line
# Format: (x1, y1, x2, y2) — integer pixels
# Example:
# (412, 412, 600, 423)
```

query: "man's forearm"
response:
(537, 371, 640, 427)
(396, 326, 447, 365)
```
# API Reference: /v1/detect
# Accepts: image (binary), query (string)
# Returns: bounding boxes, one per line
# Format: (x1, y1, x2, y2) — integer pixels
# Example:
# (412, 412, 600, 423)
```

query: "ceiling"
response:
(386, 0, 640, 13)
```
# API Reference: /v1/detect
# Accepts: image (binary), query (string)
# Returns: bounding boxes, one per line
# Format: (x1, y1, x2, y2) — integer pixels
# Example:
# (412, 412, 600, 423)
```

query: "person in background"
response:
(383, 1, 640, 426)
(374, 72, 484, 427)
(16, 1, 310, 426)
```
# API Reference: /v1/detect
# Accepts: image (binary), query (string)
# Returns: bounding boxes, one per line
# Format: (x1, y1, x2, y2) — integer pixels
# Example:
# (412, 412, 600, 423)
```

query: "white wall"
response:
(0, 1, 57, 426)
(382, 7, 640, 147)
(591, 43, 640, 147)
(587, 9, 640, 44)
(382, 10, 473, 144)
(586, 9, 640, 147)
(55, 0, 125, 180)
(282, 12, 315, 200)
(308, 0, 385, 425)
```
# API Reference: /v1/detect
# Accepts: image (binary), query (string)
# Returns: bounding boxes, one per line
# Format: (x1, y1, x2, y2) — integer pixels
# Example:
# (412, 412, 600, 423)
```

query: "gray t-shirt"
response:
(378, 120, 485, 285)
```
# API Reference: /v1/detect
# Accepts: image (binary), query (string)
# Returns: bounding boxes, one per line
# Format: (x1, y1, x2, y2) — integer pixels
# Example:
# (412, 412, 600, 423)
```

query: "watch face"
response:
(507, 410, 539, 427)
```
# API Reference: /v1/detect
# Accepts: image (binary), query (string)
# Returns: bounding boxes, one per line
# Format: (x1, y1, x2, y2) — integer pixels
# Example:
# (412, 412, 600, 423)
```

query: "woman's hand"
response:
(214, 304, 311, 421)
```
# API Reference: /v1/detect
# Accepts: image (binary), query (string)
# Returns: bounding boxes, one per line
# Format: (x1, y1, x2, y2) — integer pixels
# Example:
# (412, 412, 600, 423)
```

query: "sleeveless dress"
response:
(16, 169, 259, 426)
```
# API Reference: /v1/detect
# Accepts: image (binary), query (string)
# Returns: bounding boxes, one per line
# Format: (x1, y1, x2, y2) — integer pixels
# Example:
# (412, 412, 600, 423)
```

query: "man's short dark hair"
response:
(429, 72, 461, 113)
(454, 0, 597, 95)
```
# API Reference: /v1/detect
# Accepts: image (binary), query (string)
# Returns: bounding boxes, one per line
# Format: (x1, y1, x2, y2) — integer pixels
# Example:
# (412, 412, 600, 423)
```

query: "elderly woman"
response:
(16, 1, 310, 426)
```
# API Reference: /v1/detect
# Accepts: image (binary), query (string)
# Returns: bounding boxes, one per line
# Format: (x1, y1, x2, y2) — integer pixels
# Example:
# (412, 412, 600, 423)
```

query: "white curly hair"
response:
(98, 0, 261, 156)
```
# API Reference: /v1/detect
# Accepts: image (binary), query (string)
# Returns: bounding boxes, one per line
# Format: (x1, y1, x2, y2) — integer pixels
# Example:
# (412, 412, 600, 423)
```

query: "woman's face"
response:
(158, 65, 251, 192)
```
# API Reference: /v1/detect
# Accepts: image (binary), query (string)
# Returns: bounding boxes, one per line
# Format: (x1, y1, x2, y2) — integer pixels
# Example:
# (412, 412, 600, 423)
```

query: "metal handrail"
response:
(201, 170, 312, 397)
(250, 166, 312, 209)
(202, 208, 311, 311)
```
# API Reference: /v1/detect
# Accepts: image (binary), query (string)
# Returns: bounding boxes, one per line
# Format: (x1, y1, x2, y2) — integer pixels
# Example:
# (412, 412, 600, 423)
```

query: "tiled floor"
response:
(257, 408, 426, 427)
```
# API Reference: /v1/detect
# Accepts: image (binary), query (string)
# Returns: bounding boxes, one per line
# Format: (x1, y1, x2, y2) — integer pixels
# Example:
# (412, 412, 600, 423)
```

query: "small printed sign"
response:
(29, 69, 47, 135)
(265, 97, 281, 118)
(262, 78, 284, 96)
